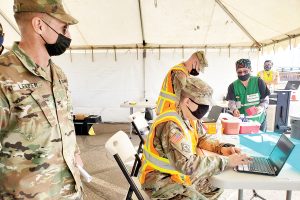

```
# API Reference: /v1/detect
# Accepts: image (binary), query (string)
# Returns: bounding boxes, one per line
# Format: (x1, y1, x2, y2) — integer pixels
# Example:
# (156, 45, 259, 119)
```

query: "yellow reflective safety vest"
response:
(139, 111, 198, 186)
(257, 70, 276, 85)
(156, 64, 189, 115)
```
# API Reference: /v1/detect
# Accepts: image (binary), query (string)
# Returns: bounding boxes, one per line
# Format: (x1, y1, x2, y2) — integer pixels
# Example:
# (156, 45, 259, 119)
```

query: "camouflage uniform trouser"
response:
(146, 178, 223, 200)
(64, 190, 83, 200)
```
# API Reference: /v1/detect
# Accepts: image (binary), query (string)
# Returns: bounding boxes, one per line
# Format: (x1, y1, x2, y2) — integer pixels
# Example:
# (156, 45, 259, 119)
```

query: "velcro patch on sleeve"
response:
(170, 132, 184, 144)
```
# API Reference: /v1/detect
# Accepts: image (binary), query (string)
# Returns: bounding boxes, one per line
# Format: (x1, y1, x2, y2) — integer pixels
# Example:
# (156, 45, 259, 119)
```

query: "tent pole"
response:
(0, 9, 20, 36)
(142, 49, 146, 99)
(215, 0, 261, 48)
(137, 0, 145, 45)
(138, 0, 146, 99)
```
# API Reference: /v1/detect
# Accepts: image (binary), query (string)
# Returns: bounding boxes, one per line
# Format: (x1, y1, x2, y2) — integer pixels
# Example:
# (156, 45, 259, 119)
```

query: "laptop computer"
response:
(202, 105, 223, 123)
(284, 81, 300, 90)
(235, 134, 295, 176)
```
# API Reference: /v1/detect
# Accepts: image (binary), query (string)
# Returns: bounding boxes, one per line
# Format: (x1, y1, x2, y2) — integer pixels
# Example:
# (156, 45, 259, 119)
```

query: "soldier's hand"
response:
(75, 153, 84, 168)
(255, 106, 264, 114)
(233, 109, 240, 117)
(227, 153, 252, 167)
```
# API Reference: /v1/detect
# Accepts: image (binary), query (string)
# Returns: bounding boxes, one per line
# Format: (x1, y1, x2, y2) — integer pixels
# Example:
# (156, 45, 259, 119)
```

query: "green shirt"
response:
(233, 76, 266, 123)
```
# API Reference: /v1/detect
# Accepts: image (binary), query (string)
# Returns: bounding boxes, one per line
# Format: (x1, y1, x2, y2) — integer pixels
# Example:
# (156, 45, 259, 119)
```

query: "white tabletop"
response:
(120, 101, 156, 109)
(210, 165, 300, 191)
(209, 133, 300, 191)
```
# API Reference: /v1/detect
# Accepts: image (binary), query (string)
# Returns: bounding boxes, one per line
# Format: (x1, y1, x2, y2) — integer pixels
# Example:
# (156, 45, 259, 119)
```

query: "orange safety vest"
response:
(139, 111, 198, 186)
(156, 64, 189, 115)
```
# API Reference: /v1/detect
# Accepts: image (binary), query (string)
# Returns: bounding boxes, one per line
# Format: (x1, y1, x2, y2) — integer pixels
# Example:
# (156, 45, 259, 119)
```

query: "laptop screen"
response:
(269, 134, 295, 174)
(284, 81, 300, 90)
(207, 106, 223, 121)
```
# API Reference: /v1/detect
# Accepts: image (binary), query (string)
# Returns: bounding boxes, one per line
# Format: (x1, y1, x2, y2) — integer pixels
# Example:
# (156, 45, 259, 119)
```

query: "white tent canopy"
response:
(1, 0, 300, 122)
(1, 0, 300, 50)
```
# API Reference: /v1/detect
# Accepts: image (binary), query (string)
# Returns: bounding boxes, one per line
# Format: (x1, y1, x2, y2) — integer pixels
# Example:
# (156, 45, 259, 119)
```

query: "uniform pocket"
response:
(13, 89, 57, 141)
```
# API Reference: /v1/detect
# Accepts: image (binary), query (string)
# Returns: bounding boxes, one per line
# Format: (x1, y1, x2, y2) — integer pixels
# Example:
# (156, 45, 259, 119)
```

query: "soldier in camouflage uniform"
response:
(156, 51, 208, 115)
(140, 77, 251, 199)
(0, 0, 83, 199)
(0, 22, 4, 55)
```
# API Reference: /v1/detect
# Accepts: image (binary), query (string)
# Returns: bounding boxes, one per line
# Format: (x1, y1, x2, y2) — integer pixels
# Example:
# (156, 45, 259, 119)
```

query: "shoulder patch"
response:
(170, 132, 184, 144)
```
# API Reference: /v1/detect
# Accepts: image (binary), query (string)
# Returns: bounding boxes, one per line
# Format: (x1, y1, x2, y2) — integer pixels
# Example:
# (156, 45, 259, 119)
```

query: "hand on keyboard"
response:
(227, 153, 252, 168)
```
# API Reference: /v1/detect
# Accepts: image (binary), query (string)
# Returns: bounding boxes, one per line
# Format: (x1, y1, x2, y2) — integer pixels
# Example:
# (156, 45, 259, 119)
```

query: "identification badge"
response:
(247, 93, 259, 102)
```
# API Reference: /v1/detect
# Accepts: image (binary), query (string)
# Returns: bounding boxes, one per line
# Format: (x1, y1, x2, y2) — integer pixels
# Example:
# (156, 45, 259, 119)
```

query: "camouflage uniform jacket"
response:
(0, 42, 82, 200)
(172, 65, 188, 102)
(141, 111, 229, 199)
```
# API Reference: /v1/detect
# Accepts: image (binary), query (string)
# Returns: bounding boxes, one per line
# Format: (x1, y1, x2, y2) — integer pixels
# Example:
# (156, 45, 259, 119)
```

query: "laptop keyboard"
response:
(238, 157, 274, 174)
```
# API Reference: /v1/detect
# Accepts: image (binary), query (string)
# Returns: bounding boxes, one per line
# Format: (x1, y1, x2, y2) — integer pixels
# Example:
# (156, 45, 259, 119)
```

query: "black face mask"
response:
(44, 34, 71, 56)
(190, 62, 199, 76)
(190, 68, 199, 76)
(238, 73, 250, 81)
(187, 100, 209, 119)
(40, 19, 71, 56)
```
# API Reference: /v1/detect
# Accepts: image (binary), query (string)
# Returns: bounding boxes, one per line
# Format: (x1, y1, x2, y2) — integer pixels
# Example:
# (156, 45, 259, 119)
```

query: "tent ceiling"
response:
(1, 0, 300, 50)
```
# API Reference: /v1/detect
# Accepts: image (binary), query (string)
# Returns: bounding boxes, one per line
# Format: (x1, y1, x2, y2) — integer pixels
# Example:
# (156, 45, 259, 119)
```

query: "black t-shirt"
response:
(226, 77, 270, 101)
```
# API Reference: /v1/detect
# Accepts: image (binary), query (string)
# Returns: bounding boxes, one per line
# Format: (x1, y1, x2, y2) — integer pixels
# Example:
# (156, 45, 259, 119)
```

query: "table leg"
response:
(130, 107, 133, 115)
(286, 190, 292, 200)
(238, 189, 243, 200)
(129, 107, 134, 138)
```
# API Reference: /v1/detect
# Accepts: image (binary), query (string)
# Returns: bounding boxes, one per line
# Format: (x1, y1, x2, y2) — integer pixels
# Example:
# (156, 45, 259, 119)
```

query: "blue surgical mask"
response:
(0, 36, 3, 46)
(264, 65, 272, 71)
(0, 35, 4, 55)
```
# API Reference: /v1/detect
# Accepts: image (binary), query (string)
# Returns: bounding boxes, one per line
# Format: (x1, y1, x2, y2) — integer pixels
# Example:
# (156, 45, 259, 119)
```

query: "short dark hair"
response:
(264, 60, 273, 65)
(236, 59, 251, 70)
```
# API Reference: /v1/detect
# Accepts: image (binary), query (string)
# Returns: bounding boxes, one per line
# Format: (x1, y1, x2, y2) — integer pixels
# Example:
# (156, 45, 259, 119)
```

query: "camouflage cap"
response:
(195, 51, 208, 72)
(13, 0, 78, 25)
(182, 77, 214, 106)
(236, 58, 251, 70)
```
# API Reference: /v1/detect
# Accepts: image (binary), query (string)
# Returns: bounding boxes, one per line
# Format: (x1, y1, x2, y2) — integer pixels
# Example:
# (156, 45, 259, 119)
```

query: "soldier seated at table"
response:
(139, 77, 251, 199)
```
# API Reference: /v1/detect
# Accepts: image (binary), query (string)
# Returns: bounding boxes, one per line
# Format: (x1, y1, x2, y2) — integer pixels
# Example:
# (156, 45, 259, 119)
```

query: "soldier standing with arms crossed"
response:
(0, 0, 83, 199)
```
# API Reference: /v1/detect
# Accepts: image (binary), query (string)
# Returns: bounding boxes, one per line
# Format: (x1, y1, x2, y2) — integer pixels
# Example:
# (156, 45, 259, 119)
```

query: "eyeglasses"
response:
(41, 19, 69, 35)
(237, 70, 249, 75)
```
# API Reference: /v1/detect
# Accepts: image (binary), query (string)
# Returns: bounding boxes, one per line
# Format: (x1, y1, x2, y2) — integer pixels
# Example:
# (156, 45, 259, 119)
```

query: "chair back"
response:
(129, 112, 150, 140)
(105, 130, 136, 163)
(105, 131, 149, 200)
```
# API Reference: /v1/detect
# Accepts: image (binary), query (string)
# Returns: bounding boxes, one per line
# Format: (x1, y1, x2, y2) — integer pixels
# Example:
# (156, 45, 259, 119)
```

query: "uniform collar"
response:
(179, 109, 194, 130)
(12, 42, 52, 82)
